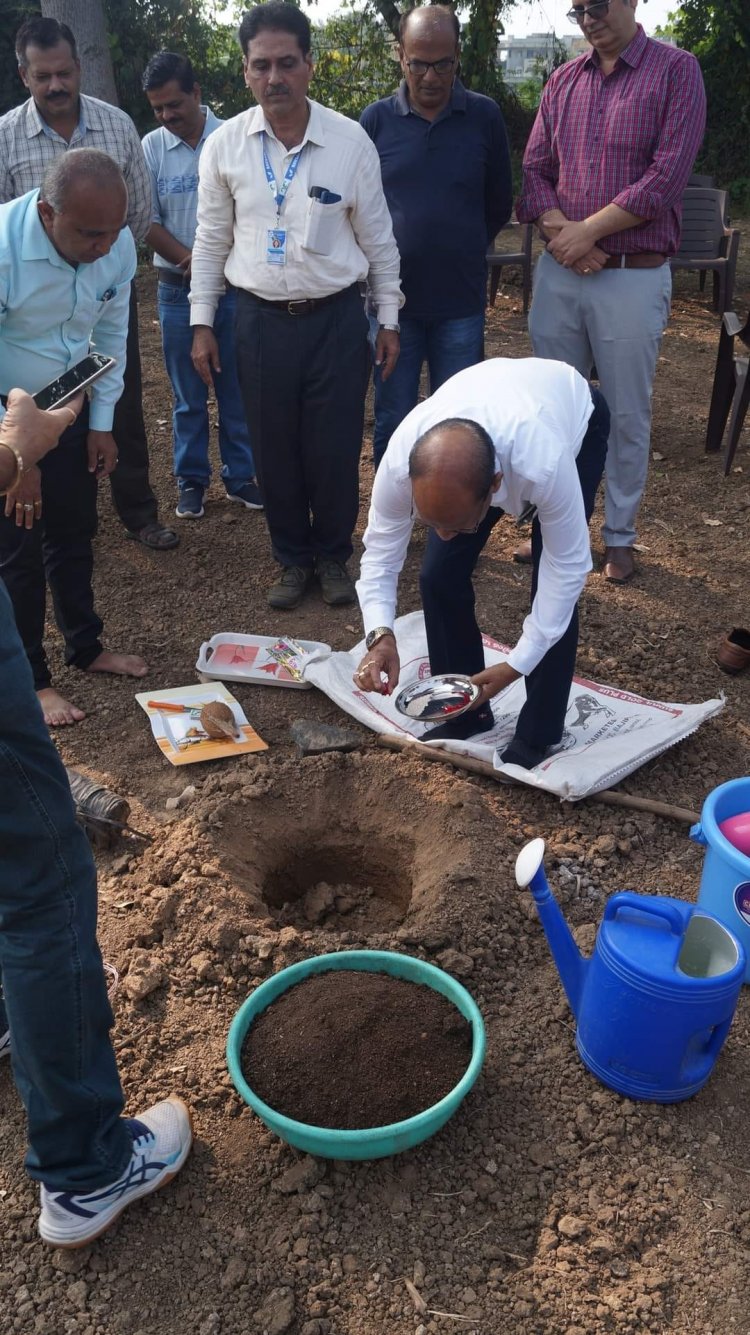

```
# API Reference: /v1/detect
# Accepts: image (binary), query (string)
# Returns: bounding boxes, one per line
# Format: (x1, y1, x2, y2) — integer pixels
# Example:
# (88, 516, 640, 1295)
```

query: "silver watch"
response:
(378, 323, 400, 333)
(366, 626, 394, 651)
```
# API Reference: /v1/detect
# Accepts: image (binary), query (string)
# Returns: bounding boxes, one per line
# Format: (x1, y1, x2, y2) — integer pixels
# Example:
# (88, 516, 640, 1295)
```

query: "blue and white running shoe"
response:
(39, 1097, 192, 1247)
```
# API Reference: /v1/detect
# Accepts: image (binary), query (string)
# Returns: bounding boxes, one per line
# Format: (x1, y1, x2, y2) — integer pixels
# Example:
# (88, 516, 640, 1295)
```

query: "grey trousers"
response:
(528, 250, 672, 547)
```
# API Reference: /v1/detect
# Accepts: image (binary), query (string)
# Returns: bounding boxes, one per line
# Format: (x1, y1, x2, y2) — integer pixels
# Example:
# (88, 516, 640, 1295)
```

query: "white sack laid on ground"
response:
(303, 611, 724, 800)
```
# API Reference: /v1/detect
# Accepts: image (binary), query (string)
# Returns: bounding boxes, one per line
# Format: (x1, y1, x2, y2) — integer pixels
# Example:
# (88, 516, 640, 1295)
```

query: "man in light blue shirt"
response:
(0, 148, 148, 728)
(142, 51, 260, 520)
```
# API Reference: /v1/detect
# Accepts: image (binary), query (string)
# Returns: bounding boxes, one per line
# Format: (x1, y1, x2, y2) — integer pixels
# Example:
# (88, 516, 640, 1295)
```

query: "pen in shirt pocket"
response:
(308, 186, 342, 204)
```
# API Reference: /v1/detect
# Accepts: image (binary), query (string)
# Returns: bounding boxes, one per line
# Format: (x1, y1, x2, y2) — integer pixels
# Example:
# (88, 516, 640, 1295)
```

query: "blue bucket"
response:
(691, 777, 750, 983)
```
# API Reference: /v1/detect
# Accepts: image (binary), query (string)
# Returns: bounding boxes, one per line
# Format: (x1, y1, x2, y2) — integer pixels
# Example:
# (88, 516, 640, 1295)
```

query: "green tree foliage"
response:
(311, 4, 399, 119)
(673, 0, 750, 206)
(104, 0, 247, 132)
(0, 0, 248, 126)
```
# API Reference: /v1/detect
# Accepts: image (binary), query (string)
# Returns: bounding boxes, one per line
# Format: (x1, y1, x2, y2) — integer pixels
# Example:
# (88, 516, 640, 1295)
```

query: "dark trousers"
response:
(419, 388, 610, 751)
(0, 403, 103, 690)
(109, 282, 159, 532)
(235, 285, 370, 567)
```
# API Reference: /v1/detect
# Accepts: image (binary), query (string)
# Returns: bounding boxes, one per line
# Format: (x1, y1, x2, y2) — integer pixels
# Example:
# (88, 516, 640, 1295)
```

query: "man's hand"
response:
(547, 220, 599, 267)
(536, 209, 569, 244)
(177, 253, 192, 280)
(5, 463, 42, 527)
(86, 430, 118, 478)
(470, 661, 521, 709)
(353, 634, 400, 696)
(374, 329, 399, 383)
(571, 244, 610, 276)
(0, 388, 84, 473)
(192, 326, 221, 387)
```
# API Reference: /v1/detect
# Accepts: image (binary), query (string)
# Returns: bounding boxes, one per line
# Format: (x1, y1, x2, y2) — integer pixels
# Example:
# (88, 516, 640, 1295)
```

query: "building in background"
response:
(497, 32, 587, 86)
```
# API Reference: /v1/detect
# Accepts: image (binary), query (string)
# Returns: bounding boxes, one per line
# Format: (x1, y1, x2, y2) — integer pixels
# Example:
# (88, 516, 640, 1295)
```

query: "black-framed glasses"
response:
(567, 0, 610, 22)
(404, 56, 457, 76)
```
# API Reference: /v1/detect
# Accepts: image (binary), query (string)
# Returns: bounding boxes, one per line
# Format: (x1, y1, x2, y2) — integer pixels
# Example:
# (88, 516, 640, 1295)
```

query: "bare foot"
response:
(38, 687, 86, 727)
(86, 650, 148, 678)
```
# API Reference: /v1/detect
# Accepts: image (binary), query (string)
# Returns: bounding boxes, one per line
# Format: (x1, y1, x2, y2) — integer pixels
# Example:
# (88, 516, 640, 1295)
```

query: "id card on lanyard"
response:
(262, 131, 302, 267)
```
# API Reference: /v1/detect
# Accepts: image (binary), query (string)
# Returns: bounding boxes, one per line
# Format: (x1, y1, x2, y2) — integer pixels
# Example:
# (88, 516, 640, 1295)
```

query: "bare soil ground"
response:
(1, 239, 750, 1335)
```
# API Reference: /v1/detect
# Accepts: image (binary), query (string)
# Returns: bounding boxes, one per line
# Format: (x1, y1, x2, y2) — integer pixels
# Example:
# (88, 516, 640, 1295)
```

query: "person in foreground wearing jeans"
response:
(354, 358, 609, 770)
(0, 389, 192, 1248)
(142, 50, 262, 520)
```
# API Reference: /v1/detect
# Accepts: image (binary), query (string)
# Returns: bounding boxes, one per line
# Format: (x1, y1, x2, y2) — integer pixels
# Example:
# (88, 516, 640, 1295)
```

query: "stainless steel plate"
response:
(395, 673, 480, 722)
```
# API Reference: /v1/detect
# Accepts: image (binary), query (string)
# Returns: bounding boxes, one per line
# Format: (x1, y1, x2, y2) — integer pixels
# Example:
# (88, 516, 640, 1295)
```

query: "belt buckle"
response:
(287, 298, 311, 316)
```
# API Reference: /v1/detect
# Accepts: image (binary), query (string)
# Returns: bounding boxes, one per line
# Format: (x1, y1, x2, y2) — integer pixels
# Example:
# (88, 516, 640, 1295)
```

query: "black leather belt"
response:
(157, 270, 233, 293)
(602, 253, 668, 269)
(156, 269, 188, 287)
(241, 283, 358, 316)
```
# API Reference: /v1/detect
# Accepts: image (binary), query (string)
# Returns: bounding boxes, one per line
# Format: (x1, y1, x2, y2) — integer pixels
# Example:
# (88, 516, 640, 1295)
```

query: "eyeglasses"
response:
(403, 57, 457, 76)
(567, 0, 611, 22)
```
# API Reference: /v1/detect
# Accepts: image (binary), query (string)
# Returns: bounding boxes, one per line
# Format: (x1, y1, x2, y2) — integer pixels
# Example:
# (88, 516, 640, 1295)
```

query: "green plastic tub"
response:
(226, 949, 486, 1160)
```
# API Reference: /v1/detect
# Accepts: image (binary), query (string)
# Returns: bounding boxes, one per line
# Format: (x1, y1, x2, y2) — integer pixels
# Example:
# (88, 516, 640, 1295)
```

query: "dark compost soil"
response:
(241, 970, 473, 1128)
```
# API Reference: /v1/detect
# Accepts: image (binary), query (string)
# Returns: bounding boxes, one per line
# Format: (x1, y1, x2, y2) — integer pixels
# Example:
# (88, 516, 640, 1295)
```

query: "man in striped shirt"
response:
(517, 0, 705, 584)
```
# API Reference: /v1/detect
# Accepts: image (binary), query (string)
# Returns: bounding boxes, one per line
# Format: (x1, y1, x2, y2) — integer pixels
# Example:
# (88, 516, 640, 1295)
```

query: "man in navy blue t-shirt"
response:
(361, 5, 512, 468)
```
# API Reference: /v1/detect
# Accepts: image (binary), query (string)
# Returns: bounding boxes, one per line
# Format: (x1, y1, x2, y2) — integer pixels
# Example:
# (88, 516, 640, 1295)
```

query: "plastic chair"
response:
(687, 172, 715, 188)
(670, 188, 740, 315)
(487, 223, 532, 313)
(705, 308, 750, 474)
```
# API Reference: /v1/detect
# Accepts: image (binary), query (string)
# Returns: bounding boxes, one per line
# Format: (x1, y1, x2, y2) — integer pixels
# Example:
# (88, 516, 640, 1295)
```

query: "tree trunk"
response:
(370, 0, 403, 42)
(41, 0, 119, 106)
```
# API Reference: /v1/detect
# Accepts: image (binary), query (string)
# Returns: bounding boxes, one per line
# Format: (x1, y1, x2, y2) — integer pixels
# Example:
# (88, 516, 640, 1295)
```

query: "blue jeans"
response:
(157, 283, 255, 490)
(420, 388, 610, 753)
(371, 312, 485, 468)
(0, 582, 130, 1190)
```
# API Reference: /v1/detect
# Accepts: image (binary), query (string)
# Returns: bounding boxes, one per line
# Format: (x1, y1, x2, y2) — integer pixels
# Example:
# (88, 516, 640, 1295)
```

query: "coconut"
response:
(200, 701, 238, 739)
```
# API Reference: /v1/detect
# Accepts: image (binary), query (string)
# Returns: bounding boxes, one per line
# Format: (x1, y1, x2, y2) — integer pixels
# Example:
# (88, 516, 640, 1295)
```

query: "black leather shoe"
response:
(317, 559, 356, 606)
(267, 566, 313, 610)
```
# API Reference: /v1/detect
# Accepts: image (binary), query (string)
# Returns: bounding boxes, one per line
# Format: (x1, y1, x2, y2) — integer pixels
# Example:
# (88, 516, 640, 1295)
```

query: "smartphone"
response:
(32, 353, 116, 411)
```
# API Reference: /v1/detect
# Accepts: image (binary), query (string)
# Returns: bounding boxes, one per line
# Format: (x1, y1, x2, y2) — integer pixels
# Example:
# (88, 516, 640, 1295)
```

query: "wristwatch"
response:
(366, 626, 395, 651)
(378, 323, 400, 333)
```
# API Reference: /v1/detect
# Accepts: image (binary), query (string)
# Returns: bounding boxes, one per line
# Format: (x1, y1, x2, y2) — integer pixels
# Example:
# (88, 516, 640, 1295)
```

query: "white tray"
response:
(195, 632, 330, 690)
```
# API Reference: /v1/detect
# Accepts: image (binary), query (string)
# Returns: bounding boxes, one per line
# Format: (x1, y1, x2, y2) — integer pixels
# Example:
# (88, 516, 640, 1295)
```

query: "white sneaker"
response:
(0, 1029, 9, 1060)
(39, 1096, 192, 1248)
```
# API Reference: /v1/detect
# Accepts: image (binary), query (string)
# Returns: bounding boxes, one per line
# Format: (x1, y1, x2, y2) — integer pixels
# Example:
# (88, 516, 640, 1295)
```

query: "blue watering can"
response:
(516, 838, 746, 1102)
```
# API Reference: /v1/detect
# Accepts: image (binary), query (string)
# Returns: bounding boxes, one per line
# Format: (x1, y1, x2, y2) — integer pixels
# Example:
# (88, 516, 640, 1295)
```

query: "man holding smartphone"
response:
(0, 148, 148, 726)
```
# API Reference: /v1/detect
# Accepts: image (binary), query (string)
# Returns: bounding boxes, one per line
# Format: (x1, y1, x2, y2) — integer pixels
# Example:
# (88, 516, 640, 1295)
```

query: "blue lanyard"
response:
(261, 131, 303, 220)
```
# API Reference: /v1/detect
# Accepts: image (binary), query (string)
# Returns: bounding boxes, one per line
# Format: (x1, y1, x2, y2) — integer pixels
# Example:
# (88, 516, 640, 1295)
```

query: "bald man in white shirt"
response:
(354, 358, 610, 769)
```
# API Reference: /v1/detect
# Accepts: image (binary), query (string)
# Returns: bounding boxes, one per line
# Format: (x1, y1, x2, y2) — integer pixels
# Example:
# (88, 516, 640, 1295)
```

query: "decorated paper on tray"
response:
(195, 632, 330, 689)
(136, 683, 268, 766)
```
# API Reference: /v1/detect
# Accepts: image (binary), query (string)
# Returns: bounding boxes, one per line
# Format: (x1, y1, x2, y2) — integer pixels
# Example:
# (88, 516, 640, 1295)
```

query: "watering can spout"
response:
(515, 839, 587, 1017)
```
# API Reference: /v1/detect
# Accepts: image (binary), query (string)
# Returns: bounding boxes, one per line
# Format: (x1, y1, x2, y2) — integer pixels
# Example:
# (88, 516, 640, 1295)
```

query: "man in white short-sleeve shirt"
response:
(354, 357, 610, 769)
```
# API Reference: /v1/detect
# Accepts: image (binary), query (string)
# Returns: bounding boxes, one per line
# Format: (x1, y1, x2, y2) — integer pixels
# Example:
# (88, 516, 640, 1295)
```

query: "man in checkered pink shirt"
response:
(517, 0, 706, 584)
